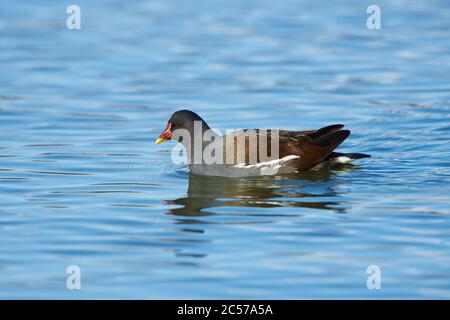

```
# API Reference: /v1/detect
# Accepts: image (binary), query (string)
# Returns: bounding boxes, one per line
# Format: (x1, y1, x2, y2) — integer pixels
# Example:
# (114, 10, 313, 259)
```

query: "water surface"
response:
(1, 0, 450, 298)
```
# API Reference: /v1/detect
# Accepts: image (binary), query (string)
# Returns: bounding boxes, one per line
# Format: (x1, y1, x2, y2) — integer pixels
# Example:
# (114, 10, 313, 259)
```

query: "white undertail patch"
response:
(332, 156, 353, 165)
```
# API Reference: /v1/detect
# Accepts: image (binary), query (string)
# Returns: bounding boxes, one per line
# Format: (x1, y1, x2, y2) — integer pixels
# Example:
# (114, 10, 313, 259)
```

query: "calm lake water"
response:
(1, 0, 450, 299)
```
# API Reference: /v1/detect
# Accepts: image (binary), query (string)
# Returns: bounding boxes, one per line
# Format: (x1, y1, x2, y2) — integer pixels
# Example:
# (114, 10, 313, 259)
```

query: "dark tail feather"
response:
(311, 152, 370, 170)
(311, 151, 370, 170)
(342, 153, 370, 160)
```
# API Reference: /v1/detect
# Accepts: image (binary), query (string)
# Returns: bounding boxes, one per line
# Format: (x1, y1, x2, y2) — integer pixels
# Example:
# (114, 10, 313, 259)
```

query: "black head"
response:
(155, 110, 209, 145)
(169, 110, 205, 131)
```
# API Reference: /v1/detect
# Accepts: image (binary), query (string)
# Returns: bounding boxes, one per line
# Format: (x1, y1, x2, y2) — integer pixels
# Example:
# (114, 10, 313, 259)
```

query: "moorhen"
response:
(156, 110, 370, 177)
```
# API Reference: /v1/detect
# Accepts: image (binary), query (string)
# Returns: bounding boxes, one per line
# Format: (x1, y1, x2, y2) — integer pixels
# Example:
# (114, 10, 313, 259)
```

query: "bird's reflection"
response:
(167, 166, 355, 217)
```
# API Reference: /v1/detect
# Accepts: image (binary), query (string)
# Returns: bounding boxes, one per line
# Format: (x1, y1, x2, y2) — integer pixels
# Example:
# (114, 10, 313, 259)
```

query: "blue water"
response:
(1, 0, 450, 299)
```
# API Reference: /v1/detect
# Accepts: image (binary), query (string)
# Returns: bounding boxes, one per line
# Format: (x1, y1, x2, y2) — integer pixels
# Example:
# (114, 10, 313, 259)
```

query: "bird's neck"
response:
(182, 121, 219, 165)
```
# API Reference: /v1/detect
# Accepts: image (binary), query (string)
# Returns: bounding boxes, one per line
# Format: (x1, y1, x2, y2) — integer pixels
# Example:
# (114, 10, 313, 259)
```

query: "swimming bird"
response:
(155, 110, 370, 177)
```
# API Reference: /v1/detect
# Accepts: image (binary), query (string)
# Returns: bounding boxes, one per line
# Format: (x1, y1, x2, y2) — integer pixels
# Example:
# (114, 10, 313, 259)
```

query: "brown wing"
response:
(279, 129, 350, 171)
(298, 124, 344, 140)
(224, 125, 350, 170)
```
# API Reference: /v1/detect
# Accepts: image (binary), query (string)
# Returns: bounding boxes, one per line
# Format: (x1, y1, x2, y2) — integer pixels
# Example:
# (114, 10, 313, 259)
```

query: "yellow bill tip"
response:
(155, 138, 167, 145)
